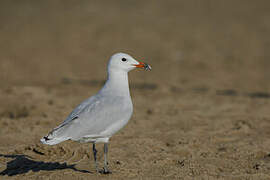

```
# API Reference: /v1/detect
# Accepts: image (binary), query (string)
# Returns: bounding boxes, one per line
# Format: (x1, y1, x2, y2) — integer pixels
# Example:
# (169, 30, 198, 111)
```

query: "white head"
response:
(108, 52, 151, 73)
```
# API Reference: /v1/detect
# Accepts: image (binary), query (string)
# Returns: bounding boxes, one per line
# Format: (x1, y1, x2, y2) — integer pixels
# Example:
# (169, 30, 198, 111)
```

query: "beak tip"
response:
(133, 61, 151, 71)
(144, 64, 151, 71)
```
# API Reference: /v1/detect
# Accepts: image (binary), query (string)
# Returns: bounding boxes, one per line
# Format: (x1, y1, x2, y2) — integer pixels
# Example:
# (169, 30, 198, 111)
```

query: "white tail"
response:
(40, 136, 68, 145)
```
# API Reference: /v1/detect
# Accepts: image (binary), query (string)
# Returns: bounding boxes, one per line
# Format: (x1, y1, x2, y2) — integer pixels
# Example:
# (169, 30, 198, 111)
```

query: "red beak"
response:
(133, 62, 145, 68)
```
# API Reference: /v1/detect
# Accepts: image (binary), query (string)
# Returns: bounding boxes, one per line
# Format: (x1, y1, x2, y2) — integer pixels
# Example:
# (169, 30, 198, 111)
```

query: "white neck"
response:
(99, 70, 130, 97)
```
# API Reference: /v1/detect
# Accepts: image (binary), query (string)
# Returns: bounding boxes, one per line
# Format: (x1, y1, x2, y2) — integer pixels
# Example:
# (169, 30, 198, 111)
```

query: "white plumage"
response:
(40, 52, 151, 173)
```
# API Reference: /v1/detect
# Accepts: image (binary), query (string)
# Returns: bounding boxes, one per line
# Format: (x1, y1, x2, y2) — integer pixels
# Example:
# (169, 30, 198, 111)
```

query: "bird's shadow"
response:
(0, 154, 91, 176)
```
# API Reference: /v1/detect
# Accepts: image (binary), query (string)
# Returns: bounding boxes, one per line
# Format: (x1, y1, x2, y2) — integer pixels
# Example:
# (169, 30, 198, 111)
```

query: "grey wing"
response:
(46, 95, 101, 141)
(57, 96, 132, 140)
(64, 96, 97, 124)
(51, 95, 98, 132)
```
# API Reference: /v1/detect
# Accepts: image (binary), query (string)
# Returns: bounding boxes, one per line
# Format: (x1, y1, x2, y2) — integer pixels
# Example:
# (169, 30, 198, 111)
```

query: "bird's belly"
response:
(101, 117, 129, 136)
(71, 97, 133, 142)
(99, 107, 133, 137)
(76, 110, 132, 143)
(76, 136, 110, 143)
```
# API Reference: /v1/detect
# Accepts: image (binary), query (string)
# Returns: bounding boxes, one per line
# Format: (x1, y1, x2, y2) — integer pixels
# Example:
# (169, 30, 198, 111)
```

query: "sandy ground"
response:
(0, 0, 270, 179)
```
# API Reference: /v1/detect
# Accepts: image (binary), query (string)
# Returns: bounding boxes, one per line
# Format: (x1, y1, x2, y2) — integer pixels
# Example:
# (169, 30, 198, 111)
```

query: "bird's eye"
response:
(121, 58, 127, 62)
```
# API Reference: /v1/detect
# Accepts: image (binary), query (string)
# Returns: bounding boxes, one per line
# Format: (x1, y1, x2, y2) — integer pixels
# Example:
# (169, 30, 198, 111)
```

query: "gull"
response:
(40, 52, 151, 174)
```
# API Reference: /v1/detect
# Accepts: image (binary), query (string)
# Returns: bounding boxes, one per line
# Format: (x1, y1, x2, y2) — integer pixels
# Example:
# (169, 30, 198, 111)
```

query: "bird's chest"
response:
(100, 95, 133, 118)
(96, 96, 133, 136)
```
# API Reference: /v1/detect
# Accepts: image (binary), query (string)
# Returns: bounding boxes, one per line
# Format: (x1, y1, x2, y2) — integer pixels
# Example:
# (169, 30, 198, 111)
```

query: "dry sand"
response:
(0, 1, 270, 179)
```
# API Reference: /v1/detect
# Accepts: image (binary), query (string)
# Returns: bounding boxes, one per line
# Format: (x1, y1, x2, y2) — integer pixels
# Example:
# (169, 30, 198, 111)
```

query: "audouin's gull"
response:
(40, 52, 151, 174)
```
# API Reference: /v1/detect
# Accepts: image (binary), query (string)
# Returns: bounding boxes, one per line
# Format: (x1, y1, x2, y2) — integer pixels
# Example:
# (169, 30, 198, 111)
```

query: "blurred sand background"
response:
(0, 0, 270, 179)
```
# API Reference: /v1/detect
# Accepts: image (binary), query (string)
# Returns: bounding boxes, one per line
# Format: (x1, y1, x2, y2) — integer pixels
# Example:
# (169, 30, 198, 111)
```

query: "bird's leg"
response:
(102, 143, 111, 174)
(92, 143, 99, 173)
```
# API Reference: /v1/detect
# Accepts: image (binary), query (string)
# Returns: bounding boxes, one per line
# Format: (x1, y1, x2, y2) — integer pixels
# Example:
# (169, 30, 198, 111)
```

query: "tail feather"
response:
(40, 136, 68, 145)
(40, 126, 70, 145)
(41, 120, 72, 145)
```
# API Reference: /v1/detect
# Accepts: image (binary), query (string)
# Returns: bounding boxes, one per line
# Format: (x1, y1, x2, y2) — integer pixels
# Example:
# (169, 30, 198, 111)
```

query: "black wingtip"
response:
(43, 136, 50, 141)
